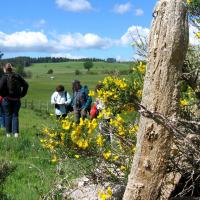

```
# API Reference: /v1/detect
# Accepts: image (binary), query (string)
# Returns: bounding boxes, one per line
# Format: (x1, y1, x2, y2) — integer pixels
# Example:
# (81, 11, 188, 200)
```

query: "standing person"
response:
(71, 80, 92, 123)
(0, 63, 29, 137)
(51, 85, 71, 119)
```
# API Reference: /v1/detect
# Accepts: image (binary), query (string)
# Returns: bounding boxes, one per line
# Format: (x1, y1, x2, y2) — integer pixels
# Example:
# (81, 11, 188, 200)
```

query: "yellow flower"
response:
(88, 90, 95, 97)
(43, 127, 49, 134)
(82, 140, 89, 149)
(49, 113, 54, 116)
(113, 155, 119, 161)
(51, 155, 57, 164)
(79, 118, 84, 126)
(74, 155, 80, 159)
(187, 0, 192, 4)
(77, 139, 89, 149)
(196, 32, 200, 39)
(137, 90, 142, 98)
(120, 165, 126, 171)
(96, 134, 104, 147)
(180, 99, 189, 106)
(107, 186, 112, 196)
(98, 186, 112, 200)
(62, 121, 71, 130)
(138, 62, 146, 74)
(103, 150, 111, 160)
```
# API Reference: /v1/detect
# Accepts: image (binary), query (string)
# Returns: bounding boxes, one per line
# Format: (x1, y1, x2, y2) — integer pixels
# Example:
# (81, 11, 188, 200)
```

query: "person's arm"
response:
(0, 76, 7, 97)
(65, 92, 72, 105)
(19, 75, 29, 98)
(82, 96, 92, 110)
(51, 92, 57, 104)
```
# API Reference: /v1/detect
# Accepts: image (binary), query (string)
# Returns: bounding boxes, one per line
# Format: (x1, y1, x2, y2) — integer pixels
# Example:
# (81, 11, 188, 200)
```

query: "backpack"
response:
(6, 73, 22, 97)
(80, 85, 92, 111)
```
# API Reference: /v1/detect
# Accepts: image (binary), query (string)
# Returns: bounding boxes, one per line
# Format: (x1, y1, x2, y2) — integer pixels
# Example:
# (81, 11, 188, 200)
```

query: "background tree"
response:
(83, 61, 93, 72)
(123, 0, 188, 199)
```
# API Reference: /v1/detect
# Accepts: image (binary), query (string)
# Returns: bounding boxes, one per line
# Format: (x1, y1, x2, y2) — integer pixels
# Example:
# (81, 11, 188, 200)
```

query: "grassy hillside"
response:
(25, 61, 131, 102)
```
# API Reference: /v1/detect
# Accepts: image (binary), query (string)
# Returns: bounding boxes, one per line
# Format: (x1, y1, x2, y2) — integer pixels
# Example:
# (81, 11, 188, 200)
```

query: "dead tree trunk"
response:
(123, 0, 188, 199)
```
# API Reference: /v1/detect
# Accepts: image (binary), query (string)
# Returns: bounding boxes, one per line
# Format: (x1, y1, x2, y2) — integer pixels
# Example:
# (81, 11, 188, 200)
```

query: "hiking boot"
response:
(6, 133, 11, 138)
(14, 133, 19, 138)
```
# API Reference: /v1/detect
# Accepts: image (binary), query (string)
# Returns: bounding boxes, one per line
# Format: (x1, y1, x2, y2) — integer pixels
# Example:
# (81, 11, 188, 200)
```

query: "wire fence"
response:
(21, 99, 54, 115)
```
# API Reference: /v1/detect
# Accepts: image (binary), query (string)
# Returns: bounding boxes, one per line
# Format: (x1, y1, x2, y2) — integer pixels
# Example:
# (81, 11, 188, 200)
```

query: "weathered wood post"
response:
(123, 0, 188, 199)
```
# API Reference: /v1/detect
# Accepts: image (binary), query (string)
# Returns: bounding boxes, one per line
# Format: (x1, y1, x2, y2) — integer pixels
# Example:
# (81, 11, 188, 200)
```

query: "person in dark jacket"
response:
(71, 80, 92, 124)
(0, 63, 29, 137)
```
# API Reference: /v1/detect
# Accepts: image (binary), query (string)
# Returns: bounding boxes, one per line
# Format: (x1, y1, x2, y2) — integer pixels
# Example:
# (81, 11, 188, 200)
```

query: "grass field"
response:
(0, 108, 94, 200)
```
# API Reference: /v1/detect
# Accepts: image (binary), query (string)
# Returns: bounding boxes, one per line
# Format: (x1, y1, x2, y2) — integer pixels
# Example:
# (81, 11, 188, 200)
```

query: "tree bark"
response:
(123, 0, 188, 199)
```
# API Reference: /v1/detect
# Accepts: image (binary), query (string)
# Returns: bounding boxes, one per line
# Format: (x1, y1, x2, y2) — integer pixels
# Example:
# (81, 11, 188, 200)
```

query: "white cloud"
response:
(0, 25, 151, 54)
(135, 8, 144, 16)
(55, 33, 115, 50)
(113, 2, 132, 14)
(55, 0, 92, 12)
(120, 25, 149, 45)
(0, 31, 115, 53)
(0, 31, 49, 52)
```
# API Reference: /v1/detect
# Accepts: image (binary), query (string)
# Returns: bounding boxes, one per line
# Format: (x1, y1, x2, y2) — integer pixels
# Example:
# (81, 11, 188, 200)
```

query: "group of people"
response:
(0, 63, 29, 137)
(0, 63, 103, 137)
(51, 81, 106, 124)
(51, 80, 93, 123)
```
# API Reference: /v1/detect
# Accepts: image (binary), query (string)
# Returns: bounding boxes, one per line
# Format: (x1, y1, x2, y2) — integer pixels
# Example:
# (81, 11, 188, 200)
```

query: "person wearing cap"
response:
(0, 63, 29, 137)
(51, 84, 71, 119)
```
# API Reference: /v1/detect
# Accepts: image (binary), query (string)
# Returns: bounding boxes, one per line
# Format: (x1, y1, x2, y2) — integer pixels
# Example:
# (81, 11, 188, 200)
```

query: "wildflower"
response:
(96, 134, 104, 147)
(180, 99, 189, 106)
(43, 127, 49, 134)
(74, 155, 80, 159)
(138, 62, 146, 74)
(196, 32, 200, 39)
(51, 155, 57, 164)
(113, 155, 119, 161)
(120, 165, 126, 171)
(187, 0, 192, 4)
(137, 90, 142, 98)
(98, 186, 112, 200)
(103, 150, 111, 160)
(88, 90, 95, 97)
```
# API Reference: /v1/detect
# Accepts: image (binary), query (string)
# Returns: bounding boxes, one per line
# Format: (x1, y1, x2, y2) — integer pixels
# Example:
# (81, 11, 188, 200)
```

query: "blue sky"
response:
(0, 0, 157, 60)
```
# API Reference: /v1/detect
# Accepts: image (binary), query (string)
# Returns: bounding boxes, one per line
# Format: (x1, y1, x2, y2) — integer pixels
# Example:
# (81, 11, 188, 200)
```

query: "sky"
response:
(0, 0, 198, 61)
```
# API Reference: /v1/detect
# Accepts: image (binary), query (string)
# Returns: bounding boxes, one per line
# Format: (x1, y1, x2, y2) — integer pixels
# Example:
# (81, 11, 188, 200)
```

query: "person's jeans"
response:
(2, 98, 21, 134)
(0, 104, 5, 128)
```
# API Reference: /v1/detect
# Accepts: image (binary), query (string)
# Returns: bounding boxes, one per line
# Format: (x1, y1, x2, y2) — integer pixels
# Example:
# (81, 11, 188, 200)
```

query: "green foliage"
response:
(83, 61, 94, 71)
(75, 69, 81, 75)
(47, 69, 53, 74)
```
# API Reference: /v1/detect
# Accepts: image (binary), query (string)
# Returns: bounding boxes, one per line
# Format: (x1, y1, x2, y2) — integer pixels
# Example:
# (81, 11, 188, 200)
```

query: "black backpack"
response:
(6, 73, 22, 96)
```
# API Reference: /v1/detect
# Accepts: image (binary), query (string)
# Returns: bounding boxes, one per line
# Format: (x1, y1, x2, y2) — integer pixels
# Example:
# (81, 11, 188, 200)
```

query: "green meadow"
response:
(25, 61, 131, 102)
(0, 61, 131, 200)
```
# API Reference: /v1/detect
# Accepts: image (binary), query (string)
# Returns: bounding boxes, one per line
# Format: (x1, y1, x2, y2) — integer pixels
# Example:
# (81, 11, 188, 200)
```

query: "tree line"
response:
(0, 56, 118, 68)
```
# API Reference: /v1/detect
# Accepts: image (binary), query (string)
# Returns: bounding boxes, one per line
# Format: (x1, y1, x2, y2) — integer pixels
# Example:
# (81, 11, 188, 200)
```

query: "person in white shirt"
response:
(51, 85, 71, 119)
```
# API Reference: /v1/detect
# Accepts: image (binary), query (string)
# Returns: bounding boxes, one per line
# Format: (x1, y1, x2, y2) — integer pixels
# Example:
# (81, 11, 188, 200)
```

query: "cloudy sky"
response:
(0, 0, 198, 60)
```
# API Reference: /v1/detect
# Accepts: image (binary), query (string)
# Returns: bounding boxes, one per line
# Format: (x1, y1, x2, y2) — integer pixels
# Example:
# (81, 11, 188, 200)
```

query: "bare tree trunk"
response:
(123, 0, 188, 199)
